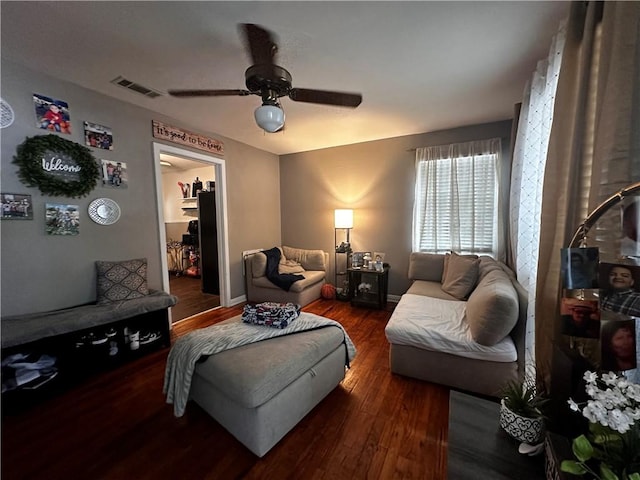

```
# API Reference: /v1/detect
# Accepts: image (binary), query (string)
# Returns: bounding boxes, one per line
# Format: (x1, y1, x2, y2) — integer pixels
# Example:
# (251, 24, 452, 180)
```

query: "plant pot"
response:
(499, 399, 545, 444)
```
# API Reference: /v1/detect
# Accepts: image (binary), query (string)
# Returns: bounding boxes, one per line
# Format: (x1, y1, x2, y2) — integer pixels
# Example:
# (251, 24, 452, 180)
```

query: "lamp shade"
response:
(334, 209, 353, 229)
(254, 104, 285, 133)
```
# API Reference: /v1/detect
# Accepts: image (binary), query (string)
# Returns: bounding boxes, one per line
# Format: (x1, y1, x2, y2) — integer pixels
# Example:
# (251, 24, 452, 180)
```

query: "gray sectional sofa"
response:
(385, 252, 527, 398)
(244, 246, 329, 307)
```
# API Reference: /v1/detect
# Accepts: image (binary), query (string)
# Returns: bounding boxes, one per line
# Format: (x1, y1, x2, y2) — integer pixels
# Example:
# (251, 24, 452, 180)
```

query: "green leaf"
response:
(573, 435, 595, 462)
(628, 473, 640, 480)
(600, 463, 619, 480)
(561, 460, 588, 475)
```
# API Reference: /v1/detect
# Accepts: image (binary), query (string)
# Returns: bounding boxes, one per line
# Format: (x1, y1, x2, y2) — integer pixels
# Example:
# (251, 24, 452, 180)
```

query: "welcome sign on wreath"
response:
(13, 134, 101, 197)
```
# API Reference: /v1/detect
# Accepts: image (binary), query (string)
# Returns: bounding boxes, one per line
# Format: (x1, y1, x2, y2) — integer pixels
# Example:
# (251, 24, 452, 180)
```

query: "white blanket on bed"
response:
(163, 312, 356, 417)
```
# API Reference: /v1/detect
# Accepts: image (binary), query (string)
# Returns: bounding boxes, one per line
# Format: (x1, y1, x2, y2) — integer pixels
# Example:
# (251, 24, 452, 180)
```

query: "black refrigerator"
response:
(197, 191, 220, 295)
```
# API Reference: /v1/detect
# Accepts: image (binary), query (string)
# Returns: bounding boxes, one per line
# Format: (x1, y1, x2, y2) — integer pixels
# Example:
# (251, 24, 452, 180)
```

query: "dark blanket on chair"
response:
(263, 247, 304, 291)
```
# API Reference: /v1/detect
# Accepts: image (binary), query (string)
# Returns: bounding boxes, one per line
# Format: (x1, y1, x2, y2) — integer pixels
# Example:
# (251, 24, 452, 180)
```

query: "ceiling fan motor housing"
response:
(245, 64, 292, 102)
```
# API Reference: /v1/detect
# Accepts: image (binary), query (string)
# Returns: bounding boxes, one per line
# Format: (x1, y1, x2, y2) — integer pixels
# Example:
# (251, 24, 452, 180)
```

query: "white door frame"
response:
(152, 142, 230, 307)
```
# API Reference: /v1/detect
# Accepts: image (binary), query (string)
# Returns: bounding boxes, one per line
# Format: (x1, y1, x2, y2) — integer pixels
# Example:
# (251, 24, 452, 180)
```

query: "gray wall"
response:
(1, 60, 281, 316)
(279, 120, 512, 296)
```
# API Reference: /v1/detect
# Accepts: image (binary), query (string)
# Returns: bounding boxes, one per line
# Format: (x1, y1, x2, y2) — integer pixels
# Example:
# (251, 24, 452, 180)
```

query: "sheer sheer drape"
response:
(509, 22, 566, 366)
(413, 138, 503, 257)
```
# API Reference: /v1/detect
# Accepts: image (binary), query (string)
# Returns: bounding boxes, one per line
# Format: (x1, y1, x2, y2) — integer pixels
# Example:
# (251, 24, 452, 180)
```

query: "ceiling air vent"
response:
(110, 76, 162, 99)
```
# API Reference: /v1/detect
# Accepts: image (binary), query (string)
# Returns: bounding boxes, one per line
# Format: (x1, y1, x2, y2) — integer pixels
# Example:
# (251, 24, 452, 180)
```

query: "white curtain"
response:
(413, 138, 503, 257)
(509, 22, 567, 365)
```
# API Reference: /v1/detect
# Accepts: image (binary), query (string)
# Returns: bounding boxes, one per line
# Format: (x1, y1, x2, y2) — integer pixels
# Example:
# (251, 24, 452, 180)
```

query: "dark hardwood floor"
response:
(1, 299, 451, 480)
(169, 274, 220, 323)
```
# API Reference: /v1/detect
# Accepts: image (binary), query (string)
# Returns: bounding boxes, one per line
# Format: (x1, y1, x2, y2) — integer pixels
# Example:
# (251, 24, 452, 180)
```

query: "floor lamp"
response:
(334, 209, 353, 299)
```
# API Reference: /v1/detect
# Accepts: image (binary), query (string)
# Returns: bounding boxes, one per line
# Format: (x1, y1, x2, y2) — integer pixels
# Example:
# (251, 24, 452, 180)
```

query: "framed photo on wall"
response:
(45, 203, 79, 235)
(100, 159, 128, 189)
(84, 121, 113, 150)
(1, 193, 33, 220)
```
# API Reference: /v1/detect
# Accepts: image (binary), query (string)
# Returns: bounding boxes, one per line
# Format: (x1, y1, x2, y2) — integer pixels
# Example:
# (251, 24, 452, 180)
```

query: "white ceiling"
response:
(1, 1, 570, 155)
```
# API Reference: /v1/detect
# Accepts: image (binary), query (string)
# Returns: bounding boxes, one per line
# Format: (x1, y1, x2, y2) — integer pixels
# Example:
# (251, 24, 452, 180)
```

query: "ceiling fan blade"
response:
(289, 88, 362, 108)
(168, 89, 251, 97)
(242, 23, 278, 65)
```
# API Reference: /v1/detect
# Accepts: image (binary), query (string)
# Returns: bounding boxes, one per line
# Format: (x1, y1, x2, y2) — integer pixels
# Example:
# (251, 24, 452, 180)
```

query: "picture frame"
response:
(1, 193, 33, 220)
(45, 203, 79, 235)
(373, 252, 386, 263)
(351, 252, 364, 268)
(84, 121, 113, 150)
(100, 159, 128, 189)
(33, 93, 71, 134)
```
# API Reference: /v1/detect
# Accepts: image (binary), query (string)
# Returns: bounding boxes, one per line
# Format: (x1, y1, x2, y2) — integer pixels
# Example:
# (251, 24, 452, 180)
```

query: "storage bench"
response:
(188, 316, 350, 457)
(1, 290, 177, 409)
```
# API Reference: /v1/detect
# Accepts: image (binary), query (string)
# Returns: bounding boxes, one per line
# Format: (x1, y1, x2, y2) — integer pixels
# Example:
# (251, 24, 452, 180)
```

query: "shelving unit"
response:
(181, 197, 198, 210)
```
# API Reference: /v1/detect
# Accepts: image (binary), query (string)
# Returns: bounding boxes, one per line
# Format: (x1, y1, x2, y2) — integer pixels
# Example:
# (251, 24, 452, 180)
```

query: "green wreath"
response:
(13, 134, 101, 198)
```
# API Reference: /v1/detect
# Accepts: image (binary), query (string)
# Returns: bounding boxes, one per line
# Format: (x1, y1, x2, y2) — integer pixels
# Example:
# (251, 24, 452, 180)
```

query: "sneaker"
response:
(139, 332, 160, 345)
(90, 333, 108, 345)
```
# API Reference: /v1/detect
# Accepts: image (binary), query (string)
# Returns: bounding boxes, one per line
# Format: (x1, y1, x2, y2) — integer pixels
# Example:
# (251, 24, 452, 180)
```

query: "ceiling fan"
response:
(168, 24, 363, 133)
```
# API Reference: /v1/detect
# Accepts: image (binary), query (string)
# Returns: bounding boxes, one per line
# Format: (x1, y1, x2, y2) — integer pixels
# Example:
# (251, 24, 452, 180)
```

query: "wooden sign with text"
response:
(152, 121, 224, 156)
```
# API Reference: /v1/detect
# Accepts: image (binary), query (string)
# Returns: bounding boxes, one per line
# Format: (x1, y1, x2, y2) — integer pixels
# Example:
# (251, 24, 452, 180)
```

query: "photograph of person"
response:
(560, 247, 599, 289)
(33, 93, 71, 134)
(600, 318, 637, 372)
(100, 160, 128, 189)
(599, 262, 640, 318)
(560, 297, 600, 338)
(84, 121, 113, 150)
(621, 197, 640, 257)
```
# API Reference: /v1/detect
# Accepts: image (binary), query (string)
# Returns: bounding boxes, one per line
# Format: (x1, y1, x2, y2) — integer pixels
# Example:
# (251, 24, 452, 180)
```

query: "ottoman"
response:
(189, 319, 348, 457)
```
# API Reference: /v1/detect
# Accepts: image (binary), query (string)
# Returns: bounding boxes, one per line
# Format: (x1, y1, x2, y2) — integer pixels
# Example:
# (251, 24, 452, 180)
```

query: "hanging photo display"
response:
(100, 159, 128, 188)
(621, 196, 640, 257)
(600, 316, 637, 372)
(45, 203, 79, 235)
(560, 247, 599, 289)
(33, 93, 71, 134)
(1, 193, 33, 220)
(560, 297, 601, 339)
(84, 121, 113, 150)
(13, 134, 100, 197)
(599, 262, 640, 318)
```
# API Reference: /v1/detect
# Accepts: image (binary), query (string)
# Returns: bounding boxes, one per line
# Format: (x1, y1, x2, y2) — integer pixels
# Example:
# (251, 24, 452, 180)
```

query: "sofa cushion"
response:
(441, 252, 480, 300)
(283, 246, 326, 271)
(253, 270, 325, 292)
(278, 259, 305, 274)
(96, 258, 149, 304)
(408, 252, 445, 282)
(466, 267, 519, 346)
(406, 280, 460, 301)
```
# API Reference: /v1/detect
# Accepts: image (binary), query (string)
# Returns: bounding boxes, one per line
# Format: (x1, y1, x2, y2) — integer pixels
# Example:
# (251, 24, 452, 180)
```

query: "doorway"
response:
(152, 143, 230, 322)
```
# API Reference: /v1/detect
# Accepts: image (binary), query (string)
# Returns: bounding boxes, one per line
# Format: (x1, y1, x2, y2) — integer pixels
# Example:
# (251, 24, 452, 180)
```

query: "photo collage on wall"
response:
(560, 250, 639, 375)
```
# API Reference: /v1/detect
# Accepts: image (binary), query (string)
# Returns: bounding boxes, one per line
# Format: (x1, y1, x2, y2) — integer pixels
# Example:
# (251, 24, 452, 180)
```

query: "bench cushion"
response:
(193, 325, 345, 409)
(1, 290, 177, 348)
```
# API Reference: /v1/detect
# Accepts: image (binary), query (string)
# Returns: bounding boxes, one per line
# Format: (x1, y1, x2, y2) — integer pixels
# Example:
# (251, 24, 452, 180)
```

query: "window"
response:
(412, 138, 502, 256)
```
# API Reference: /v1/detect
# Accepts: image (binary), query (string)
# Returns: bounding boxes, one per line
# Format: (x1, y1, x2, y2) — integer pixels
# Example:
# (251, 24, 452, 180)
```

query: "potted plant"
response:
(561, 371, 640, 480)
(499, 373, 549, 445)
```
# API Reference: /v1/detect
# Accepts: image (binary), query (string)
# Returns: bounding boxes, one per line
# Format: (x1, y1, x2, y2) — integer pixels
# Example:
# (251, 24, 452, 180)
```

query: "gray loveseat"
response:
(385, 252, 527, 398)
(244, 246, 329, 307)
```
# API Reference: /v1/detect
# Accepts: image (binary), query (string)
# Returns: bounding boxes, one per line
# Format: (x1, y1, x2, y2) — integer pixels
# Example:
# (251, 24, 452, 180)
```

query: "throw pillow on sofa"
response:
(441, 252, 480, 300)
(96, 258, 149, 304)
(278, 259, 305, 274)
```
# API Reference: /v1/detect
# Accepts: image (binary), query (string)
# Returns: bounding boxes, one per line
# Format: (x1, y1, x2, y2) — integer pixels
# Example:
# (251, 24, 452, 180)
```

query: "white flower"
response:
(584, 371, 598, 384)
(568, 399, 580, 412)
(569, 371, 640, 433)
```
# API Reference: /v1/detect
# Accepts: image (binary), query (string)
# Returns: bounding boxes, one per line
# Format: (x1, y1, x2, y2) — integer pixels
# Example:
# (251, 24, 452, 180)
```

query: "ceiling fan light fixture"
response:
(254, 103, 285, 133)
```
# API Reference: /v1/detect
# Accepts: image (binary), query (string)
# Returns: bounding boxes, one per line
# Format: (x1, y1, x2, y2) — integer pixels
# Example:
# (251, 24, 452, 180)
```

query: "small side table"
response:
(347, 266, 389, 309)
